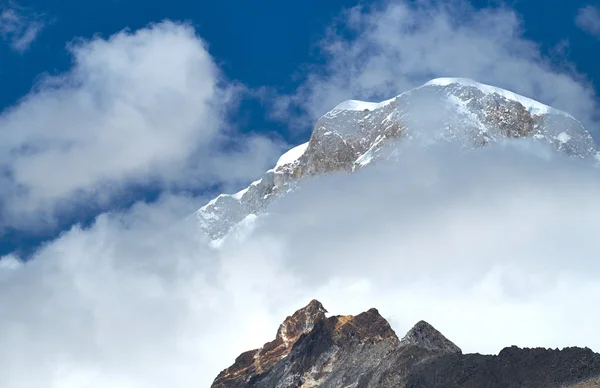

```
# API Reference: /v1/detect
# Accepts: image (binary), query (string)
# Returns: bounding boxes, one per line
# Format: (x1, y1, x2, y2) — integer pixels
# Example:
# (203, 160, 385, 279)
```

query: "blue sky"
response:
(1, 0, 600, 258)
(1, 0, 359, 110)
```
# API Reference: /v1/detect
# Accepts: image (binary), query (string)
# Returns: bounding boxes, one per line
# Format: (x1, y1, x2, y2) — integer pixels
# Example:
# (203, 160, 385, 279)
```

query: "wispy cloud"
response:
(576, 5, 600, 39)
(268, 0, 599, 138)
(0, 5, 45, 52)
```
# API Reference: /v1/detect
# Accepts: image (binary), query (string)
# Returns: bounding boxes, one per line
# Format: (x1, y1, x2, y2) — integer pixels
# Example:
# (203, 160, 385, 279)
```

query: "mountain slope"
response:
(212, 301, 600, 388)
(196, 78, 598, 241)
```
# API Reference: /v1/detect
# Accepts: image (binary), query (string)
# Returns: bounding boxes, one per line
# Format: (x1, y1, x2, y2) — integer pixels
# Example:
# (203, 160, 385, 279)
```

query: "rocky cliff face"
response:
(212, 301, 600, 388)
(196, 78, 599, 242)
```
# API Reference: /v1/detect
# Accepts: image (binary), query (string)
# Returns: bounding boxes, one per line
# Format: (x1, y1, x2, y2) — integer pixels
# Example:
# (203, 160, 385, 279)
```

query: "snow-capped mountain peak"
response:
(196, 78, 598, 241)
(423, 77, 570, 117)
(332, 77, 571, 118)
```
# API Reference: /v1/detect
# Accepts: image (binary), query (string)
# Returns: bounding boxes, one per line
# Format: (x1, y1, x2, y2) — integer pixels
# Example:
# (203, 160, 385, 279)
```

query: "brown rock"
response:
(212, 302, 600, 388)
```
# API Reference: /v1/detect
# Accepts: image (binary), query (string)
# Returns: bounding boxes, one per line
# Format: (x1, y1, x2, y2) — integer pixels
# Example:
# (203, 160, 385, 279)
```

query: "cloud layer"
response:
(2, 140, 600, 388)
(0, 194, 299, 388)
(271, 0, 599, 137)
(0, 21, 283, 230)
(254, 142, 600, 353)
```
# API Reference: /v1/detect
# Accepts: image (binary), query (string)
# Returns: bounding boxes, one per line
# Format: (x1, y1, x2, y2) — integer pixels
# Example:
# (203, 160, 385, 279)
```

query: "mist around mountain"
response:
(197, 78, 599, 244)
(204, 78, 600, 387)
(3, 78, 600, 388)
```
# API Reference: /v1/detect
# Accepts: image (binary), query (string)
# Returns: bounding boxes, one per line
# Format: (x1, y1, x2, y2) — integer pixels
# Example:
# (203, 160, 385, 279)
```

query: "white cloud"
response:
(250, 143, 600, 353)
(0, 21, 284, 230)
(577, 5, 600, 39)
(3, 141, 600, 388)
(270, 0, 599, 138)
(0, 194, 300, 388)
(0, 5, 45, 52)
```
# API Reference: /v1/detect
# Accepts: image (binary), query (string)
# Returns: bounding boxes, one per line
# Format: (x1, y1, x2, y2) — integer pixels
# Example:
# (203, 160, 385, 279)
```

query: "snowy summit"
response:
(196, 77, 598, 241)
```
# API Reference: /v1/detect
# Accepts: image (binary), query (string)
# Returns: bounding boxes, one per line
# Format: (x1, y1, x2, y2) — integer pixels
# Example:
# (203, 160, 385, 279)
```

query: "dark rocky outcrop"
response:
(212, 301, 600, 388)
(406, 346, 600, 388)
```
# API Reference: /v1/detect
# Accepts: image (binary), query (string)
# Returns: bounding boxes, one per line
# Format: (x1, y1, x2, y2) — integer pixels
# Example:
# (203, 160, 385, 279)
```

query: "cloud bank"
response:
(2, 140, 600, 388)
(0, 193, 298, 388)
(270, 0, 599, 138)
(0, 21, 283, 230)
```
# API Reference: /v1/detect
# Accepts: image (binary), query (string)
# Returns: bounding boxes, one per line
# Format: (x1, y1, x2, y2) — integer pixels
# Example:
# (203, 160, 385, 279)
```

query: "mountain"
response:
(196, 78, 598, 242)
(212, 301, 600, 388)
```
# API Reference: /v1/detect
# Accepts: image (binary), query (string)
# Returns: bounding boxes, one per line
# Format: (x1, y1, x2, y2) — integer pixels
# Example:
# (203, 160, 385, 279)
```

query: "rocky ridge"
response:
(212, 301, 600, 388)
(196, 78, 599, 241)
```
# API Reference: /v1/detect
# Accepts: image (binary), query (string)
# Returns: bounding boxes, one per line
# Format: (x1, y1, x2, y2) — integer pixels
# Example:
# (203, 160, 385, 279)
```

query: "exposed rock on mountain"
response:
(212, 300, 328, 387)
(400, 320, 461, 355)
(196, 78, 599, 241)
(212, 301, 600, 388)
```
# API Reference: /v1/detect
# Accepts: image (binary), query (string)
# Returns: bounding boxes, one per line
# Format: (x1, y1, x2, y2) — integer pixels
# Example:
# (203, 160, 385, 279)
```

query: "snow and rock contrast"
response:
(196, 78, 598, 241)
(212, 301, 600, 388)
